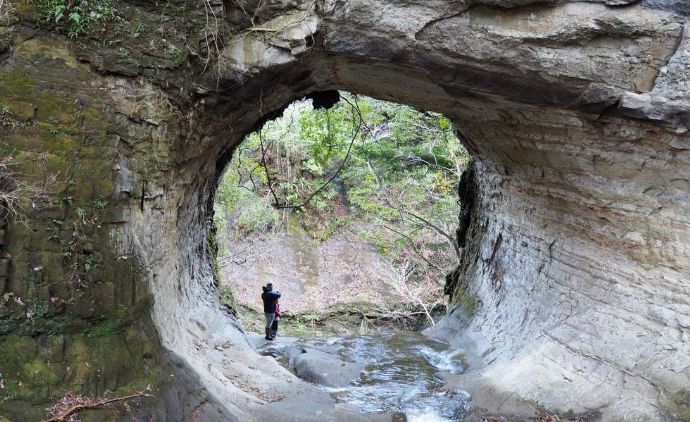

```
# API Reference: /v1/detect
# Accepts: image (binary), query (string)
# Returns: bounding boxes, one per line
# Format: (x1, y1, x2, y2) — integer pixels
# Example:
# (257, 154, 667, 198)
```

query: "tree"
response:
(214, 93, 469, 324)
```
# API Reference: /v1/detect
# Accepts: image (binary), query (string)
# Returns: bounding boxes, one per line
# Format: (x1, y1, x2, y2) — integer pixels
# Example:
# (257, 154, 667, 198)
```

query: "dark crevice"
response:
(601, 0, 643, 7)
(488, 233, 503, 265)
(595, 98, 622, 120)
(140, 180, 146, 212)
(456, 161, 478, 248)
(444, 159, 480, 298)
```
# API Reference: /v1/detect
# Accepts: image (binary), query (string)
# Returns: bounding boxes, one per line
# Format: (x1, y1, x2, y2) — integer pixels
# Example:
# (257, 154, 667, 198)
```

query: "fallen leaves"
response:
(43, 388, 153, 422)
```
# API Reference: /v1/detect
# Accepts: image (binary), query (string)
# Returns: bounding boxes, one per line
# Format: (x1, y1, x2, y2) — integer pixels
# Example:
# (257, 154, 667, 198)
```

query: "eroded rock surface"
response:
(0, 0, 688, 420)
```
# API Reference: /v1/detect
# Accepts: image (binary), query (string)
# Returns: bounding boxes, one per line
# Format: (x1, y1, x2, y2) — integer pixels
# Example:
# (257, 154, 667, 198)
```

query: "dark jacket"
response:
(261, 288, 281, 313)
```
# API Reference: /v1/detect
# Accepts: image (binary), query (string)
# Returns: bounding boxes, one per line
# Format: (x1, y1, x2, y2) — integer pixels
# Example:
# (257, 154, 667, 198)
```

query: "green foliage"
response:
(215, 182, 279, 238)
(215, 93, 467, 239)
(236, 197, 278, 233)
(92, 197, 108, 209)
(75, 206, 86, 220)
(215, 93, 468, 315)
(85, 318, 120, 337)
(33, 0, 118, 38)
(308, 216, 349, 243)
(83, 258, 98, 273)
(133, 23, 147, 38)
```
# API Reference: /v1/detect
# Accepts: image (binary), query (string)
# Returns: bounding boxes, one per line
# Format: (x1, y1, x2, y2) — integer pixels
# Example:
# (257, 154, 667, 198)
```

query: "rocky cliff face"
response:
(0, 0, 688, 420)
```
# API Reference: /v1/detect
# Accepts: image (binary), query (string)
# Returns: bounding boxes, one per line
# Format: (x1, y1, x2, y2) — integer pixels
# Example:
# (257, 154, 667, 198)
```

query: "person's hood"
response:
(262, 286, 270, 292)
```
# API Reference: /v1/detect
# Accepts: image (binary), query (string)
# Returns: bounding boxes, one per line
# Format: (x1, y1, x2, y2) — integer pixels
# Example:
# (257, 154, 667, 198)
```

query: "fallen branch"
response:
(43, 389, 153, 422)
(218, 255, 248, 267)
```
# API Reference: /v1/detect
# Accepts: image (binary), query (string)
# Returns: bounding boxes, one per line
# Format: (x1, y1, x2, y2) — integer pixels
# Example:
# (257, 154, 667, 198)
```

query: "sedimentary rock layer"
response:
(0, 0, 688, 420)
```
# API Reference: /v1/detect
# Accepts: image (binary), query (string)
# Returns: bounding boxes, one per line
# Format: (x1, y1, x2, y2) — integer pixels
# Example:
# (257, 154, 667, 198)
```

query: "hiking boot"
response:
(265, 328, 273, 340)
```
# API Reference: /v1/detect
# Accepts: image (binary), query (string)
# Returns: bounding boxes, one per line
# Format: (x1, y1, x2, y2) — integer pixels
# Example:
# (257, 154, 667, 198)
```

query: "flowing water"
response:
(285, 331, 470, 421)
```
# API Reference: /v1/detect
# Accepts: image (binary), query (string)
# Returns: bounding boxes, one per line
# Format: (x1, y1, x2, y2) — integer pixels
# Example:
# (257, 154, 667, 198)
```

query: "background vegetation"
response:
(214, 93, 469, 331)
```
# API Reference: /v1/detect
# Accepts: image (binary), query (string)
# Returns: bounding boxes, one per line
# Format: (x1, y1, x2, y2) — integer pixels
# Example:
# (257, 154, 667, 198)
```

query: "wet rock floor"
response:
(253, 331, 469, 422)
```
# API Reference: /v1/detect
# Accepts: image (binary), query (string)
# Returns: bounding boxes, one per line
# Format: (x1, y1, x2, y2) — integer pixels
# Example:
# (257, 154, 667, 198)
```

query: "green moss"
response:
(0, 100, 34, 120)
(0, 26, 14, 51)
(453, 285, 476, 316)
(86, 315, 123, 338)
(23, 357, 60, 388)
(286, 213, 309, 236)
(0, 336, 47, 401)
(0, 71, 36, 90)
(672, 390, 690, 421)
(218, 285, 237, 312)
(15, 0, 39, 20)
(0, 322, 171, 420)
(34, 251, 65, 278)
(0, 28, 175, 420)
(0, 279, 152, 337)
(71, 164, 113, 200)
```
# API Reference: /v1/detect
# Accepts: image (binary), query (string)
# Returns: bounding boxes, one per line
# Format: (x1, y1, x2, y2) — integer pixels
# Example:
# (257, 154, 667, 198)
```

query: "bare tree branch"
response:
(258, 129, 282, 207)
(43, 389, 153, 422)
(258, 94, 364, 210)
(382, 224, 446, 275)
(375, 260, 436, 326)
(399, 207, 459, 257)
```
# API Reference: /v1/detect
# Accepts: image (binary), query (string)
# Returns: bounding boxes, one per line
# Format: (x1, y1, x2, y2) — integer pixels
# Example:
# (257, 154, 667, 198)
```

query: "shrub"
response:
(33, 0, 117, 38)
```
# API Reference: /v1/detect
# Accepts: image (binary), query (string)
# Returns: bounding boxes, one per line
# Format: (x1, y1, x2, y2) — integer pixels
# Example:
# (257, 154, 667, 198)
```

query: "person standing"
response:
(261, 283, 281, 340)
(271, 299, 281, 339)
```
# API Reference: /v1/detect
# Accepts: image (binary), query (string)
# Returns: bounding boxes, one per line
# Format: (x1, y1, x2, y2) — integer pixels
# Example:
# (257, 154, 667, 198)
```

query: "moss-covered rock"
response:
(0, 14, 185, 418)
(0, 320, 170, 420)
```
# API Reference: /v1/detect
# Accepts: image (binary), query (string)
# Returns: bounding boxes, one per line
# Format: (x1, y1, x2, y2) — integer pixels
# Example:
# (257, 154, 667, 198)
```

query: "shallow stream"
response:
(278, 331, 469, 421)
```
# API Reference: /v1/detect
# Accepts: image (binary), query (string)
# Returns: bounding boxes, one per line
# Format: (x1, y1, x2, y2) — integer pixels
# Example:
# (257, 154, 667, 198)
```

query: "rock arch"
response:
(0, 0, 688, 420)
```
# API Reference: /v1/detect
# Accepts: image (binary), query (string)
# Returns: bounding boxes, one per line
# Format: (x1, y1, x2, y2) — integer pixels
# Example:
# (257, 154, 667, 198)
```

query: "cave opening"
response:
(0, 0, 687, 420)
(208, 90, 474, 420)
(213, 91, 469, 338)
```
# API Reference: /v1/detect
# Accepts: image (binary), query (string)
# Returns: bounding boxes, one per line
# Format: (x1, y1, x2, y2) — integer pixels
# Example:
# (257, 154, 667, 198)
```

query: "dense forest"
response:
(214, 93, 468, 333)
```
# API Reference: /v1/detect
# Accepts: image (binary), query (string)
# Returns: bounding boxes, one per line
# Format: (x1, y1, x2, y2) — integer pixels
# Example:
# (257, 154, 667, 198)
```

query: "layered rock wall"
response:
(0, 0, 688, 420)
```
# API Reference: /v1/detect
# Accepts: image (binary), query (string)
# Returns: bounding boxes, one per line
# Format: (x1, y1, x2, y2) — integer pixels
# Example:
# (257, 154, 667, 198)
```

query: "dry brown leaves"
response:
(43, 389, 153, 422)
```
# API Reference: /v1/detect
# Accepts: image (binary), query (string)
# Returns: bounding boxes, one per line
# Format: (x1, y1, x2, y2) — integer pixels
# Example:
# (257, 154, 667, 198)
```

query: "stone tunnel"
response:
(0, 0, 688, 420)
